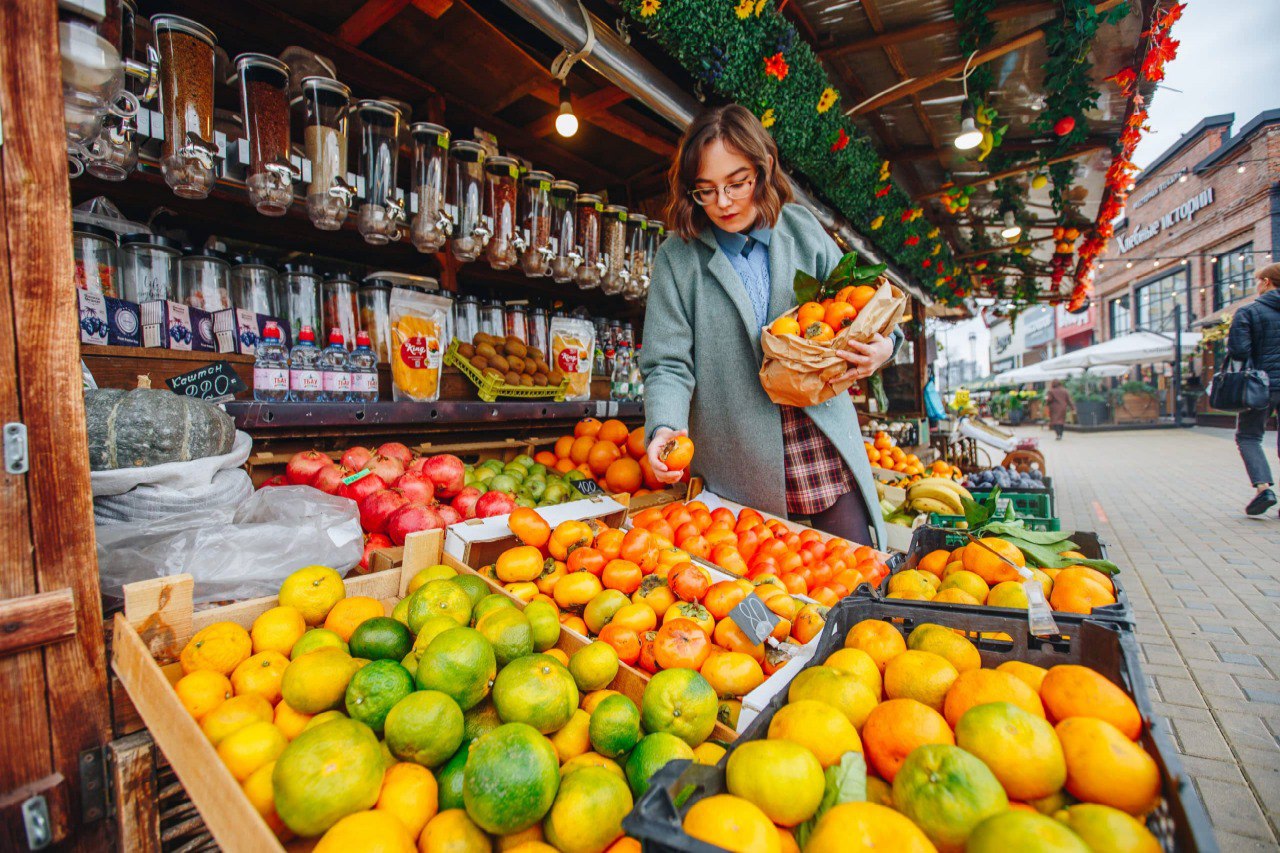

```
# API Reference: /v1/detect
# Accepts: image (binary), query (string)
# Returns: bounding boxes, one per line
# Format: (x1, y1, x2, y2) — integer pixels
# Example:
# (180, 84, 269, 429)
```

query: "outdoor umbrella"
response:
(1036, 330, 1202, 370)
(992, 362, 1131, 384)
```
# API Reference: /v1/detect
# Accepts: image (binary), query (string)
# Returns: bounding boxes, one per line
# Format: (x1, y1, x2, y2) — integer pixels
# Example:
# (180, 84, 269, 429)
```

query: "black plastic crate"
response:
(873, 525, 1132, 625)
(624, 597, 1216, 853)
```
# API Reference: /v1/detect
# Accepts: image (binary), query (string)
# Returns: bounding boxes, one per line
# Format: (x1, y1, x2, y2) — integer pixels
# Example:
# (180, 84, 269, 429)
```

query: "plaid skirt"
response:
(780, 405, 857, 516)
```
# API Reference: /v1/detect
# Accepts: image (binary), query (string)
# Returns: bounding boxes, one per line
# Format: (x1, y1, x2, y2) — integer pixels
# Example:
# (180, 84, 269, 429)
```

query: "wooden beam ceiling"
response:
(526, 84, 676, 156)
(818, 0, 1057, 60)
(914, 142, 1111, 200)
(337, 0, 453, 46)
(524, 86, 629, 137)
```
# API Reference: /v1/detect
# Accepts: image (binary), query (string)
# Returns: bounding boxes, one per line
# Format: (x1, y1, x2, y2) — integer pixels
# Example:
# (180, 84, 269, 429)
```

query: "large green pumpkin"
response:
(84, 388, 235, 470)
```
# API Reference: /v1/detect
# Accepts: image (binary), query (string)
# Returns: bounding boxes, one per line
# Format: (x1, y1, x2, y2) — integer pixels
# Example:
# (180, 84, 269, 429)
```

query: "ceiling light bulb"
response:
(1126, 261, 1133, 269)
(954, 110, 982, 150)
(1237, 164, 1246, 174)
(1153, 259, 1160, 266)
(999, 211, 1021, 241)
(1180, 258, 1187, 265)
(555, 86, 578, 138)
(1178, 174, 1188, 183)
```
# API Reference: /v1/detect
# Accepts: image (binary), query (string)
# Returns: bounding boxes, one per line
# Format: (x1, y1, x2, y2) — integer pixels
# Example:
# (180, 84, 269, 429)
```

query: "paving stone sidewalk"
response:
(1025, 425, 1280, 850)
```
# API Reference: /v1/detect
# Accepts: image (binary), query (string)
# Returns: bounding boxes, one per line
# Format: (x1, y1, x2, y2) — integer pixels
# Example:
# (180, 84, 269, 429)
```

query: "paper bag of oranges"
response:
(759, 252, 907, 407)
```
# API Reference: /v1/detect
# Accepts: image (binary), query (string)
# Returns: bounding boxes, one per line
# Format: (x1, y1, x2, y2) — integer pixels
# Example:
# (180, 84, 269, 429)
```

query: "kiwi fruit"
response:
(476, 342, 498, 361)
(519, 374, 534, 387)
(523, 360, 537, 376)
(456, 342, 476, 360)
(507, 355, 525, 374)
(470, 356, 489, 371)
(533, 373, 549, 387)
(504, 337, 528, 358)
(547, 369, 566, 386)
(489, 354, 510, 373)
(483, 367, 504, 381)
(534, 359, 551, 375)
(504, 370, 521, 386)
(527, 347, 544, 363)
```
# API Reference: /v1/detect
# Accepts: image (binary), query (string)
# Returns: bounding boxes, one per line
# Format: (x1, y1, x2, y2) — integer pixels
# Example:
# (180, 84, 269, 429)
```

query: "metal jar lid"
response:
(279, 261, 320, 276)
(449, 139, 485, 162)
(576, 193, 603, 205)
(120, 233, 181, 252)
(353, 99, 402, 120)
(410, 122, 449, 140)
(300, 76, 351, 101)
(73, 223, 119, 243)
(551, 179, 579, 196)
(603, 204, 628, 218)
(523, 169, 554, 185)
(149, 14, 216, 46)
(484, 155, 519, 177)
(629, 213, 648, 227)
(181, 246, 230, 265)
(233, 53, 289, 77)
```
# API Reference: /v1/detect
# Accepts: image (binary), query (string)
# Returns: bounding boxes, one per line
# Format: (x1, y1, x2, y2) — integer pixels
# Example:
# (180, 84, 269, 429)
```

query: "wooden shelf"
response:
(226, 399, 643, 430)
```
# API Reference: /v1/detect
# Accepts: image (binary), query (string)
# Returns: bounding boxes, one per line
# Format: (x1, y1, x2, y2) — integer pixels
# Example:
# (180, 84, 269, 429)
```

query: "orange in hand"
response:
(769, 316, 802, 336)
(849, 285, 877, 310)
(659, 435, 695, 471)
(797, 302, 825, 327)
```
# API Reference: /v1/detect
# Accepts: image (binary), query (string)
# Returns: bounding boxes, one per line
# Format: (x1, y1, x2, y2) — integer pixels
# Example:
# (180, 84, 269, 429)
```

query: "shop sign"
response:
(1133, 169, 1187, 209)
(1024, 310, 1055, 348)
(1116, 188, 1214, 254)
(1056, 303, 1094, 340)
(992, 357, 1015, 373)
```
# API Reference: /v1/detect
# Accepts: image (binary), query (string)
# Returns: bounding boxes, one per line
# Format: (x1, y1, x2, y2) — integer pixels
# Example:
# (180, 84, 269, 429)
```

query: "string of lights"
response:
(1097, 247, 1272, 272)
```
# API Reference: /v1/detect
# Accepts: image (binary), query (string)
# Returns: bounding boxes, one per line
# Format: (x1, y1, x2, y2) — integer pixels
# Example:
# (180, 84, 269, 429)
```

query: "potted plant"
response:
(1021, 389, 1045, 421)
(1111, 380, 1159, 423)
(1066, 376, 1111, 426)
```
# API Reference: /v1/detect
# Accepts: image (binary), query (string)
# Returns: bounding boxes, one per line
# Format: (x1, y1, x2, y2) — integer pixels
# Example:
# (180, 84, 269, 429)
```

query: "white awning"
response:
(1037, 330, 1202, 370)
(992, 362, 1131, 385)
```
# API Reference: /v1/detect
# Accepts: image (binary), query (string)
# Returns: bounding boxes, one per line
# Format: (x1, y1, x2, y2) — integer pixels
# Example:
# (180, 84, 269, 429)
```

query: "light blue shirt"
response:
(712, 223, 773, 330)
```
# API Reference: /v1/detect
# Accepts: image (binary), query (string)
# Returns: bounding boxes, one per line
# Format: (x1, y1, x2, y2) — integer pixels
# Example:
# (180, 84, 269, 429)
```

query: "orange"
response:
(954, 701, 1066, 801)
(767, 699, 861, 768)
(534, 450, 558, 467)
(604, 458, 643, 494)
(626, 427, 647, 460)
(323, 596, 386, 642)
(804, 802, 935, 853)
(554, 458, 576, 474)
(376, 761, 439, 838)
(230, 651, 289, 705)
(917, 549, 951, 578)
(588, 441, 622, 476)
(892, 744, 1008, 851)
(769, 316, 801, 336)
(1040, 664, 1142, 739)
(997, 660, 1049, 693)
(1056, 717, 1160, 816)
(569, 435, 596, 465)
(861, 698, 954, 782)
(965, 811, 1090, 852)
(180, 621, 252, 676)
(787, 666, 878, 729)
(597, 419, 630, 445)
(681, 794, 780, 853)
(939, 570, 989, 604)
(175, 670, 233, 719)
(847, 285, 877, 311)
(962, 537, 1025, 585)
(796, 302, 825, 327)
(1055, 803, 1161, 853)
(726, 740, 824, 827)
(843, 619, 906, 674)
(1056, 565, 1116, 595)
(554, 435, 575, 458)
(823, 648, 882, 699)
(574, 417, 602, 438)
(1049, 573, 1115, 614)
(884, 650, 959, 712)
(932, 587, 981, 605)
(943, 668, 1045, 728)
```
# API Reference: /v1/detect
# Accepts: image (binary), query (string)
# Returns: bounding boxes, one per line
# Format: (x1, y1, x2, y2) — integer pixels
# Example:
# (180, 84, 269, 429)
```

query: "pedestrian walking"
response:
(1046, 379, 1074, 440)
(1228, 263, 1280, 516)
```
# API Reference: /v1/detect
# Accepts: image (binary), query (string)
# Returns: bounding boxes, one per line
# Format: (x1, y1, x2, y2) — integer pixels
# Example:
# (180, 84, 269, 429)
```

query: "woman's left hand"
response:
(837, 332, 893, 383)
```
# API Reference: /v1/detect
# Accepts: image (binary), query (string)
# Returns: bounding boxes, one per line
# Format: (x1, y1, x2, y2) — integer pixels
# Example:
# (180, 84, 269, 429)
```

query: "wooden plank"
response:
(338, 0, 412, 45)
(124, 576, 194, 663)
(0, 589, 77, 657)
(411, 0, 456, 19)
(0, 0, 110, 841)
(818, 0, 1058, 59)
(107, 732, 160, 853)
(913, 142, 1111, 200)
(527, 85, 675, 157)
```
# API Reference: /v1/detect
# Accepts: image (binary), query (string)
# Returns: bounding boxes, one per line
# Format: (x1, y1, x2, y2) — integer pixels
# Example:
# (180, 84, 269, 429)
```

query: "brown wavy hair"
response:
(1259, 262, 1280, 290)
(665, 104, 793, 240)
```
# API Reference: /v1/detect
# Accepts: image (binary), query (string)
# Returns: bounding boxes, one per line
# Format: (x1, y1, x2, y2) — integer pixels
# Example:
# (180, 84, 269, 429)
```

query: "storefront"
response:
(1056, 302, 1096, 353)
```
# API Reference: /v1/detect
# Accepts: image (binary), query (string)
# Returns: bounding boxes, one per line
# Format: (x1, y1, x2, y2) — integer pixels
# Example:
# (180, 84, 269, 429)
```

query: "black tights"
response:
(807, 490, 874, 545)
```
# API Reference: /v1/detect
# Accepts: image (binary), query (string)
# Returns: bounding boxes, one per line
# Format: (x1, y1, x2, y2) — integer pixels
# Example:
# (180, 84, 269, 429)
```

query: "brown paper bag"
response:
(758, 278, 907, 407)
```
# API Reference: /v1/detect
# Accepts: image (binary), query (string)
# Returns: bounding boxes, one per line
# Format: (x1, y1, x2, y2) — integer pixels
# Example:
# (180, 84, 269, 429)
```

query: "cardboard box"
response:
(77, 289, 109, 346)
(141, 301, 215, 351)
(213, 309, 293, 355)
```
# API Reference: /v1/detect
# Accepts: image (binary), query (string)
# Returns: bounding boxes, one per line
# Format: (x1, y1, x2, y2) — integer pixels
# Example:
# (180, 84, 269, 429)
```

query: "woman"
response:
(1227, 263, 1280, 516)
(1046, 380, 1074, 440)
(639, 104, 898, 546)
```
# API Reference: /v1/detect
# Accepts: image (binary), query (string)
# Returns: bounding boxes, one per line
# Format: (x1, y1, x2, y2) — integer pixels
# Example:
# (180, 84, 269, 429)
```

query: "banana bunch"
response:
(907, 477, 973, 516)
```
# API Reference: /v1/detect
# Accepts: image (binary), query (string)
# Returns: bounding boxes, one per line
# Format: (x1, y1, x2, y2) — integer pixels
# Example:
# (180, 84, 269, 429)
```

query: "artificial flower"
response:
(1105, 66, 1137, 95)
(816, 87, 839, 114)
(830, 127, 849, 151)
(755, 0, 768, 14)
(764, 52, 789, 80)
(870, 215, 884, 230)
(875, 184, 891, 198)
(905, 235, 920, 247)
(734, 0, 754, 19)
(639, 0, 660, 16)
(760, 108, 776, 129)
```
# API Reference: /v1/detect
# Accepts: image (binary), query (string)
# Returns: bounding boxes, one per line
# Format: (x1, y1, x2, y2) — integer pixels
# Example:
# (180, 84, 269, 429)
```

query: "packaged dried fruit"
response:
(549, 316, 595, 402)
(389, 288, 450, 402)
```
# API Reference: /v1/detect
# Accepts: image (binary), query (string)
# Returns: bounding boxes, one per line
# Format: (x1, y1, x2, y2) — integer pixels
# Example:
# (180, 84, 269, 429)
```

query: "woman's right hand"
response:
(647, 427, 688, 485)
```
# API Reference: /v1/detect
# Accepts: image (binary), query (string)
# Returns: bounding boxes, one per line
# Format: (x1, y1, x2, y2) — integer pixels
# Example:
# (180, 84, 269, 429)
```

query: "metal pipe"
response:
(495, 0, 930, 302)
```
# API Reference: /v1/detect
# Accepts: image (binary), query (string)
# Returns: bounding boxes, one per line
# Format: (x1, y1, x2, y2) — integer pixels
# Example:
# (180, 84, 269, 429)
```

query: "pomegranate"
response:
(340, 446, 374, 472)
(337, 472, 387, 505)
(259, 475, 289, 488)
(404, 457, 430, 477)
(395, 470, 436, 506)
(365, 453, 406, 485)
(376, 442, 414, 467)
(386, 503, 446, 546)
(474, 490, 517, 518)
(312, 464, 353, 495)
(358, 533, 393, 572)
(285, 450, 333, 486)
(451, 486, 483, 519)
(359, 488, 409, 534)
(436, 504, 462, 526)
(421, 454, 466, 498)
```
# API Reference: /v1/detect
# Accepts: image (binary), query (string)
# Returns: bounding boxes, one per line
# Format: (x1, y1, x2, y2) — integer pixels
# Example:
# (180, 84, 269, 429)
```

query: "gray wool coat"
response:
(639, 203, 892, 548)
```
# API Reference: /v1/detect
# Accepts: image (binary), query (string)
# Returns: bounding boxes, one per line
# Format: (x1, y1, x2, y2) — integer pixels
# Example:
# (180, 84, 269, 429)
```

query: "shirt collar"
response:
(711, 222, 773, 257)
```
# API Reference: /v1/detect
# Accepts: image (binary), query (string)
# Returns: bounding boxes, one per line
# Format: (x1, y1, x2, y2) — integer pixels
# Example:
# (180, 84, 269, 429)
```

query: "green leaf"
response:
(979, 524, 1120, 575)
(827, 252, 862, 287)
(849, 263, 888, 284)
(795, 752, 866, 849)
(794, 269, 823, 305)
(961, 495, 992, 529)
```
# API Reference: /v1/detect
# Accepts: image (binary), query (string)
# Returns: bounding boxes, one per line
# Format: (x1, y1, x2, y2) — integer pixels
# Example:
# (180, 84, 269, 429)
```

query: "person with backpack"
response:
(1227, 263, 1280, 516)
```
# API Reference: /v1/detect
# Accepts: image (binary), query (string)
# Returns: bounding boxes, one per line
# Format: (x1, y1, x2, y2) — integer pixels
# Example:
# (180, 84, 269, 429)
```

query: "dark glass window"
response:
(1109, 295, 1131, 337)
(1213, 243, 1254, 311)
(1135, 269, 1191, 332)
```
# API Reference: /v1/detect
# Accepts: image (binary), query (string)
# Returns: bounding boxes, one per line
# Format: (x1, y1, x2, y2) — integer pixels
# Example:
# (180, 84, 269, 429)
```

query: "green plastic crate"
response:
(927, 512, 1061, 532)
(969, 489, 1053, 519)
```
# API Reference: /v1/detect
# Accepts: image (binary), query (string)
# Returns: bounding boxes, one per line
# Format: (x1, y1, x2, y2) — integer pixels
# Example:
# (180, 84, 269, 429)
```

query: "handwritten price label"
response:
(165, 361, 247, 402)
(728, 593, 782, 646)
(571, 479, 604, 497)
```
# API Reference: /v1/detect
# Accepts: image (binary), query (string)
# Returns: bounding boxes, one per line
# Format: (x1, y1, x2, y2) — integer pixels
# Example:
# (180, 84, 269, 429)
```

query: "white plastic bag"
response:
(94, 467, 254, 524)
(96, 486, 363, 604)
(90, 429, 253, 497)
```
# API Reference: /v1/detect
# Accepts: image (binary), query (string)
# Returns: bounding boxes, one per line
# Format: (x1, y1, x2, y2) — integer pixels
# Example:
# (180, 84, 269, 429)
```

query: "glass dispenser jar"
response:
(483, 156, 520, 270)
(321, 274, 360, 350)
(504, 301, 528, 344)
(73, 224, 119, 296)
(178, 248, 231, 311)
(574, 193, 604, 289)
(119, 233, 179, 303)
(299, 77, 353, 231)
(527, 305, 550, 357)
(447, 139, 486, 262)
(235, 54, 297, 216)
(151, 15, 218, 198)
(280, 262, 321, 338)
(230, 257, 280, 316)
(479, 298, 504, 338)
(548, 180, 579, 283)
(519, 170, 554, 277)
(355, 100, 404, 245)
(601, 204, 629, 296)
(358, 277, 393, 362)
(409, 122, 450, 252)
(623, 214, 648, 301)
(453, 294, 480, 344)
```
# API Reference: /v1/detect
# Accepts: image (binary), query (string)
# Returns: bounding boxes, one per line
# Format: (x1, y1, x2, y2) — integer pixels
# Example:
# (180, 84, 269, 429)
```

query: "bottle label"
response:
(254, 367, 288, 391)
(291, 369, 322, 391)
(323, 371, 352, 392)
(352, 373, 379, 393)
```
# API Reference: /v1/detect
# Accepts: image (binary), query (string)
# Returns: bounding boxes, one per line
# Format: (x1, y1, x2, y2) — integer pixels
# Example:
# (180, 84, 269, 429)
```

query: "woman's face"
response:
(695, 138, 761, 233)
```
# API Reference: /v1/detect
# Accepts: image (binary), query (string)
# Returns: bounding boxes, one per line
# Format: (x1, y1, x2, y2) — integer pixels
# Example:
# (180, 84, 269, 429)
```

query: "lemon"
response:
(279, 565, 346, 626)
(567, 642, 619, 692)
(251, 606, 307, 656)
(216, 720, 287, 782)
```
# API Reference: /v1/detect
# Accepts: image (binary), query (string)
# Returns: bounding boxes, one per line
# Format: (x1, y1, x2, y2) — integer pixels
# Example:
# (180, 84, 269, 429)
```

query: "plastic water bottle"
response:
(253, 321, 289, 402)
(349, 331, 379, 403)
(319, 328, 352, 403)
(288, 325, 323, 402)
(611, 342, 632, 401)
(628, 343, 644, 401)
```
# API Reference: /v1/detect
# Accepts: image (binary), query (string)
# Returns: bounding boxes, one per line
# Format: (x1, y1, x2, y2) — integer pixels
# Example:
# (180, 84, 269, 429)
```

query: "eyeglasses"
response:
(689, 177, 755, 206)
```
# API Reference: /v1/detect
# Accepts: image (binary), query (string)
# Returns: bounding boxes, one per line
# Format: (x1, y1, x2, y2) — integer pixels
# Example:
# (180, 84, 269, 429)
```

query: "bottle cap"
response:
(298, 326, 316, 343)
(356, 331, 372, 347)
(261, 322, 281, 341)
(328, 328, 345, 346)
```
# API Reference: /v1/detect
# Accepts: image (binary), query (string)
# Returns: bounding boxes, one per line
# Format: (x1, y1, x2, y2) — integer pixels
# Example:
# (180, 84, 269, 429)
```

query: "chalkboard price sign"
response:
(728, 593, 782, 646)
(571, 479, 604, 497)
(165, 361, 247, 403)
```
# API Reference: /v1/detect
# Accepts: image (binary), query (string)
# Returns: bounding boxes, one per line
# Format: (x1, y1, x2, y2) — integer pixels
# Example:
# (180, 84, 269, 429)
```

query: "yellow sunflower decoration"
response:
(760, 108, 776, 129)
(640, 0, 661, 17)
(816, 87, 839, 114)
(734, 0, 754, 18)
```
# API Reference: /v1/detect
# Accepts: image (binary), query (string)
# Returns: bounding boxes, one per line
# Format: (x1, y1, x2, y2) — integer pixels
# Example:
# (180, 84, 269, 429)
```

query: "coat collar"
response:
(696, 221, 797, 349)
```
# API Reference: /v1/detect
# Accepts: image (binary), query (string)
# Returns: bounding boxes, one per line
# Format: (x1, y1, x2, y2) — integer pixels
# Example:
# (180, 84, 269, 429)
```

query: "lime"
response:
(640, 669, 718, 747)
(384, 690, 464, 768)
(436, 745, 469, 811)
(492, 654, 579, 734)
(462, 722, 559, 835)
(344, 660, 414, 734)
(472, 593, 517, 624)
(408, 579, 472, 632)
(348, 617, 413, 662)
(589, 694, 642, 759)
(400, 648, 423, 673)
(452, 574, 492, 610)
(412, 615, 461, 651)
(625, 732, 694, 798)
(272, 717, 383, 837)
(524, 600, 561, 652)
(290, 628, 348, 659)
(475, 607, 534, 666)
(463, 701, 503, 744)
(416, 626, 497, 711)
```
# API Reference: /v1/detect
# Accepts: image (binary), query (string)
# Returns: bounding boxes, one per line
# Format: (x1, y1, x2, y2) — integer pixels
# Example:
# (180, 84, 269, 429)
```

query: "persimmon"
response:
(704, 580, 747, 621)
(713, 619, 765, 662)
(619, 528, 655, 564)
(597, 623, 640, 665)
(655, 547, 692, 573)
(704, 527, 737, 547)
(553, 571, 603, 610)
(834, 285, 857, 303)
(638, 455, 664, 490)
(690, 509, 713, 531)
(780, 572, 808, 596)
(508, 507, 551, 549)
(611, 601, 658, 634)
(735, 514, 762, 534)
(654, 618, 712, 670)
(574, 417, 602, 438)
(803, 321, 834, 342)
(710, 507, 735, 526)
(668, 562, 710, 603)
(710, 544, 748, 577)
(597, 418, 630, 445)
(748, 557, 780, 579)
(797, 302, 825, 327)
(658, 436, 695, 472)
(602, 559, 643, 594)
(810, 586, 839, 607)
(680, 534, 711, 560)
(631, 507, 664, 529)
(664, 504, 693, 528)
(848, 285, 877, 310)
(504, 582, 539, 603)
(549, 520, 593, 561)
(663, 601, 714, 636)
(560, 613, 588, 635)
(567, 547, 606, 576)
(633, 575, 676, 616)
(626, 427, 648, 459)
(673, 521, 701, 546)
(496, 545, 545, 583)
(587, 440, 622, 476)
(637, 630, 660, 673)
(824, 301, 857, 331)
(535, 560, 567, 596)
(569, 435, 596, 465)
(735, 527, 762, 561)
(769, 316, 802, 336)
(646, 519, 677, 547)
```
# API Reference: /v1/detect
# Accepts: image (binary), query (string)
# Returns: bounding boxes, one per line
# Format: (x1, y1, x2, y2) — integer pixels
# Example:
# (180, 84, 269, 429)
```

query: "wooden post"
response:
(0, 0, 111, 845)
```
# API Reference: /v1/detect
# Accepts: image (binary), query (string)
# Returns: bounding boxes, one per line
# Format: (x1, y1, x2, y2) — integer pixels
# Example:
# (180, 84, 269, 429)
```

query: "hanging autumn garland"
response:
(618, 0, 963, 303)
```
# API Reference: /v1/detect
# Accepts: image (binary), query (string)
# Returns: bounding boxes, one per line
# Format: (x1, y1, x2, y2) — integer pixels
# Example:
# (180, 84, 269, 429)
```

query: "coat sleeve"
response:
(1227, 305, 1254, 363)
(639, 246, 695, 441)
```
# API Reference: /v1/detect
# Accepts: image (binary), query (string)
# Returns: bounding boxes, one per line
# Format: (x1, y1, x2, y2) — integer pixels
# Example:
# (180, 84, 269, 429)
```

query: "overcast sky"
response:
(1131, 0, 1280, 168)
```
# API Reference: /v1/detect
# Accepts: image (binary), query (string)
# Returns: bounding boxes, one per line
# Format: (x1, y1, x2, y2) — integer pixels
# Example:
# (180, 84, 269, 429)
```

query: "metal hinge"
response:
(4, 423, 27, 474)
(78, 747, 112, 825)
(21, 796, 52, 850)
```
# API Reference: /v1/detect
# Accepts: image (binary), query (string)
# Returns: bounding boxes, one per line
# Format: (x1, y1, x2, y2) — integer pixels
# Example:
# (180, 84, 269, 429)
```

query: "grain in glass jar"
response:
(483, 156, 520, 270)
(410, 122, 450, 252)
(519, 170, 554, 277)
(73, 225, 119, 296)
(448, 140, 486, 262)
(623, 214, 648, 301)
(235, 54, 297, 216)
(504, 301, 528, 344)
(548, 180, 579, 283)
(601, 205, 629, 295)
(358, 278, 393, 362)
(178, 247, 231, 311)
(299, 77, 353, 231)
(119, 233, 179, 303)
(574, 193, 604, 290)
(151, 15, 217, 198)
(479, 298, 504, 338)
(230, 257, 280, 316)
(322, 274, 360, 351)
(355, 100, 404, 245)
(527, 306, 550, 357)
(280, 262, 321, 337)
